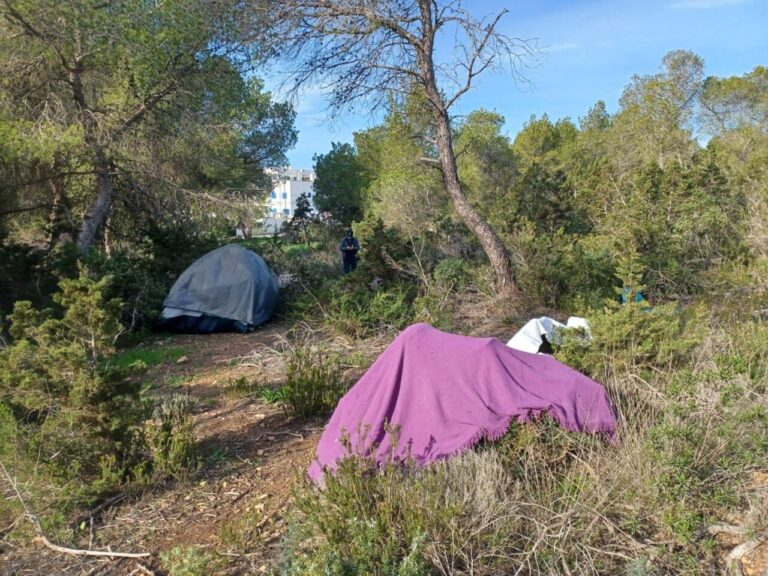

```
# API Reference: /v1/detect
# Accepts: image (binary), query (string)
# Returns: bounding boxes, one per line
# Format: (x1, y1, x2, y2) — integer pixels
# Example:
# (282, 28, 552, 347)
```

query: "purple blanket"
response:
(309, 323, 616, 480)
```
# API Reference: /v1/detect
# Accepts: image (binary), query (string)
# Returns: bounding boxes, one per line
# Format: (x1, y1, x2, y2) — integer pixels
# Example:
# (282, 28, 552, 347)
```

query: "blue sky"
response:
(267, 0, 767, 169)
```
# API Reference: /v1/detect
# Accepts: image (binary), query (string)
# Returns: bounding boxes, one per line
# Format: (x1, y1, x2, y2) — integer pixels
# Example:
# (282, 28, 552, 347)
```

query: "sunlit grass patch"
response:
(109, 346, 187, 370)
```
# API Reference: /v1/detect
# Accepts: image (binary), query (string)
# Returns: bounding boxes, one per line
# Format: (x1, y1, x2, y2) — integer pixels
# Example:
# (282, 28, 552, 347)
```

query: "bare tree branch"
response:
(0, 460, 149, 559)
(265, 0, 536, 290)
(0, 203, 53, 217)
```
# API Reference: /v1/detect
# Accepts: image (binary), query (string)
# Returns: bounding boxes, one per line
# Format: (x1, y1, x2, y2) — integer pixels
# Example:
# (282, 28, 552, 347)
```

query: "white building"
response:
(257, 167, 318, 234)
(265, 167, 317, 217)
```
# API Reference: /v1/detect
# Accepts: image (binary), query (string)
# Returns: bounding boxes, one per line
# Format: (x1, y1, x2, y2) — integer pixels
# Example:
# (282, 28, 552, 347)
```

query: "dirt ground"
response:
(0, 320, 360, 576)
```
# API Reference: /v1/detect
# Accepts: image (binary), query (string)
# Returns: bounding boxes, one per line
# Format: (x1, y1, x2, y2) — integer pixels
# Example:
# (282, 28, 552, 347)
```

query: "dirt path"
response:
(1, 321, 333, 575)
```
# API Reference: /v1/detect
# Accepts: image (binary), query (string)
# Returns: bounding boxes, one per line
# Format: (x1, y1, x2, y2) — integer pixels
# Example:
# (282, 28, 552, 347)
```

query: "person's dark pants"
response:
(343, 254, 357, 274)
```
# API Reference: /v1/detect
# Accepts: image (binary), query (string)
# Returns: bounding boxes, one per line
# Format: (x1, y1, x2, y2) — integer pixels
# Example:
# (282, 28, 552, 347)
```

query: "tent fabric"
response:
(309, 323, 616, 481)
(160, 244, 278, 333)
(507, 316, 590, 354)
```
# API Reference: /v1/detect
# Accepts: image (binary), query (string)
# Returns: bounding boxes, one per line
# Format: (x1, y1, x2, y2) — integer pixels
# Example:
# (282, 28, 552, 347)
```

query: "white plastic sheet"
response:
(506, 316, 590, 354)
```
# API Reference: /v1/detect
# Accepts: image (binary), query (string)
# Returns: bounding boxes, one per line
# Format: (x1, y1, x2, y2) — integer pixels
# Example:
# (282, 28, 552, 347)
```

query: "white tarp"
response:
(507, 316, 590, 354)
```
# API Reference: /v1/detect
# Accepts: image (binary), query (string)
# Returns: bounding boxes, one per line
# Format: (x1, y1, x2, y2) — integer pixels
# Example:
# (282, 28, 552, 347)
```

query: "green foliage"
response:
(160, 545, 216, 576)
(354, 100, 448, 237)
(509, 223, 617, 309)
(455, 109, 516, 218)
(224, 376, 262, 397)
(0, 272, 148, 494)
(432, 258, 472, 291)
(146, 395, 197, 480)
(284, 342, 348, 418)
(0, 271, 196, 518)
(699, 65, 768, 134)
(83, 225, 222, 329)
(353, 215, 413, 282)
(0, 242, 79, 314)
(327, 283, 415, 338)
(281, 450, 521, 576)
(512, 114, 578, 171)
(648, 365, 768, 545)
(259, 385, 288, 404)
(605, 157, 747, 296)
(313, 142, 368, 224)
(110, 347, 187, 370)
(514, 162, 588, 235)
(556, 300, 701, 379)
(613, 50, 704, 169)
(0, 0, 295, 250)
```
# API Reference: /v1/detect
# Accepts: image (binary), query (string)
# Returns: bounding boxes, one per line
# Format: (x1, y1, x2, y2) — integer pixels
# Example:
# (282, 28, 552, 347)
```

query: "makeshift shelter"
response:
(309, 323, 616, 481)
(159, 244, 278, 333)
(507, 316, 590, 354)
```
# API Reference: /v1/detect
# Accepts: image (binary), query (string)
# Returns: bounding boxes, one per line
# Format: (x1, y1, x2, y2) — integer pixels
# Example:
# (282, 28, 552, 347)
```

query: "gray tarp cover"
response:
(162, 244, 278, 329)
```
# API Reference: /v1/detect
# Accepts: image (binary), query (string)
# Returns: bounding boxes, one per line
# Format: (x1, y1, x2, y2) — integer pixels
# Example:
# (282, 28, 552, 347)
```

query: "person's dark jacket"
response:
(339, 236, 360, 260)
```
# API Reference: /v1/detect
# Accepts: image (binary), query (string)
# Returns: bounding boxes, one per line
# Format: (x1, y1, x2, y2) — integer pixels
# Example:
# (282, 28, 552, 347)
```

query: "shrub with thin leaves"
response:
(280, 450, 524, 576)
(160, 545, 216, 576)
(146, 394, 196, 479)
(0, 271, 147, 490)
(284, 342, 347, 418)
(555, 299, 702, 380)
(0, 271, 197, 517)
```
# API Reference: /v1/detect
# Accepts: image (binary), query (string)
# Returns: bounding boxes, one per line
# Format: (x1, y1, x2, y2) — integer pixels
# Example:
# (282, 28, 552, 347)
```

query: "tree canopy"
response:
(0, 0, 296, 251)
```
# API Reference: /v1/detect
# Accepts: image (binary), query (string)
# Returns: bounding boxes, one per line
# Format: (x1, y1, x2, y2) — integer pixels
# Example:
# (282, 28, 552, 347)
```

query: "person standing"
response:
(339, 229, 360, 274)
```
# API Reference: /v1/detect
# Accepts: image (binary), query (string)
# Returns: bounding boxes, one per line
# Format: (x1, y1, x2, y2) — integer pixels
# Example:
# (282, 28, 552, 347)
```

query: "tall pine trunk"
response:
(76, 147, 115, 252)
(415, 17, 516, 293)
(433, 108, 516, 292)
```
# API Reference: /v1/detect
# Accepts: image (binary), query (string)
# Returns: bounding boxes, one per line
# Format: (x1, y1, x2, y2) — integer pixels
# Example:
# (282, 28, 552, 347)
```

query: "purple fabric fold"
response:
(309, 323, 616, 481)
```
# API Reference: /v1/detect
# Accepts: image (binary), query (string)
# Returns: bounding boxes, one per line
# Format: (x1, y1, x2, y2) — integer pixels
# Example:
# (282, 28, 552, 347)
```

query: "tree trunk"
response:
(413, 2, 516, 293)
(46, 154, 70, 248)
(432, 109, 517, 292)
(76, 148, 115, 252)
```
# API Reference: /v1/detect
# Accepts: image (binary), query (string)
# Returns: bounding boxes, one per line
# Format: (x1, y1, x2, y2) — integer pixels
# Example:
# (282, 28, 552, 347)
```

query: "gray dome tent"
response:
(160, 244, 279, 333)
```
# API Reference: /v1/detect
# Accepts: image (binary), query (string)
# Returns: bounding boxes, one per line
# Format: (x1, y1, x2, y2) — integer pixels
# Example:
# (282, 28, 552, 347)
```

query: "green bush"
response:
(160, 545, 216, 576)
(83, 225, 221, 329)
(508, 222, 617, 309)
(432, 257, 472, 291)
(0, 271, 197, 515)
(555, 299, 702, 380)
(280, 450, 523, 576)
(647, 365, 768, 546)
(0, 272, 147, 488)
(146, 394, 196, 480)
(284, 342, 348, 418)
(353, 216, 412, 282)
(298, 276, 417, 339)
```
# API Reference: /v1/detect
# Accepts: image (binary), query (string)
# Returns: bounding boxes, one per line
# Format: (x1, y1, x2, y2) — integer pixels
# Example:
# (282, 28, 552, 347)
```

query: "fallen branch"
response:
(27, 513, 150, 558)
(726, 539, 764, 576)
(708, 523, 749, 537)
(0, 459, 150, 559)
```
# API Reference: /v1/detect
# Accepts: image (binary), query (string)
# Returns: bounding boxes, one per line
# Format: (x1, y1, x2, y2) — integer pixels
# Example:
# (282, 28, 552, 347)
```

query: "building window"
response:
(271, 191, 276, 199)
(270, 208, 276, 213)
(283, 208, 290, 215)
(282, 192, 287, 199)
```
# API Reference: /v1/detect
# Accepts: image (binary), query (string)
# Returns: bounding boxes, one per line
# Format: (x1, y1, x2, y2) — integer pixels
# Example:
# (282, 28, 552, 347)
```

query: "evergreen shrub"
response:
(0, 271, 197, 516)
(280, 450, 522, 576)
(555, 299, 702, 380)
(284, 342, 347, 418)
